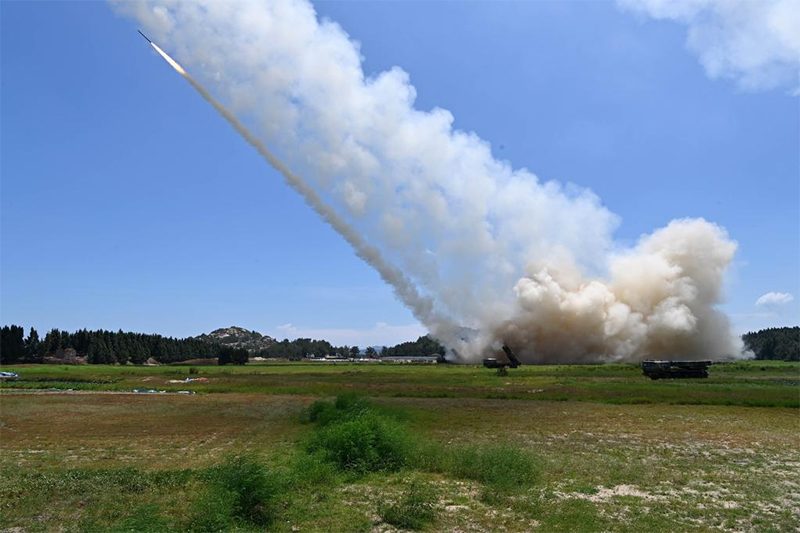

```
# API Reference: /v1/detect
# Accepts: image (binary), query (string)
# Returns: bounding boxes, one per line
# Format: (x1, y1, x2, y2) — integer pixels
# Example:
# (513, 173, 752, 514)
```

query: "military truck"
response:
(483, 345, 521, 369)
(641, 360, 711, 380)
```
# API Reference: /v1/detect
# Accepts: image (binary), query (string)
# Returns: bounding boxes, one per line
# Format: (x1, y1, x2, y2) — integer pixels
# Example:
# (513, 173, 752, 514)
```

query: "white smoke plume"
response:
(145, 40, 449, 333)
(117, 0, 745, 363)
(494, 219, 740, 363)
(616, 0, 800, 92)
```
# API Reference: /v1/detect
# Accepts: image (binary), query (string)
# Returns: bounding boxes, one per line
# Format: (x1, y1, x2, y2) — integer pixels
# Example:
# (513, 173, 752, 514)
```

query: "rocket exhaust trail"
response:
(144, 39, 448, 330)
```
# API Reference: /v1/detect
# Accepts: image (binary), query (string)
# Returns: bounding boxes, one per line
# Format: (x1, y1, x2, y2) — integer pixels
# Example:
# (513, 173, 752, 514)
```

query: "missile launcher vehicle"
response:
(483, 345, 521, 369)
(641, 360, 711, 380)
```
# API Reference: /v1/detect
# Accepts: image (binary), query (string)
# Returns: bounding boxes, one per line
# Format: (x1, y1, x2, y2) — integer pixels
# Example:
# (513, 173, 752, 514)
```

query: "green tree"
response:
(218, 346, 233, 366)
(231, 348, 249, 365)
(0, 325, 26, 364)
(60, 330, 72, 350)
(24, 327, 41, 359)
(44, 328, 61, 354)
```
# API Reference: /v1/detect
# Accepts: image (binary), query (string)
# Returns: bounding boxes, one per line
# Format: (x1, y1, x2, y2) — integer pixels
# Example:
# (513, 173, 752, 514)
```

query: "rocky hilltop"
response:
(193, 326, 274, 353)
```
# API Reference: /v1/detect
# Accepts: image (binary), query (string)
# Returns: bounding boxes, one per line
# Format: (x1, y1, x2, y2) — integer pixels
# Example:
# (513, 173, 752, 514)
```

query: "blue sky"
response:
(1, 1, 797, 346)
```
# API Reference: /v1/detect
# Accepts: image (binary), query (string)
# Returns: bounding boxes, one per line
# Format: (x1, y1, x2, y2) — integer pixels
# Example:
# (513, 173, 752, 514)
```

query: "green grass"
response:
(2, 360, 798, 407)
(0, 396, 538, 531)
(415, 442, 541, 503)
(1, 365, 798, 532)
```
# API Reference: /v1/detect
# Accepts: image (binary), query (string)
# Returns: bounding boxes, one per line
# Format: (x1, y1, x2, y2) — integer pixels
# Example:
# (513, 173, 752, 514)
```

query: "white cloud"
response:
(273, 322, 427, 347)
(755, 291, 795, 307)
(617, 0, 800, 92)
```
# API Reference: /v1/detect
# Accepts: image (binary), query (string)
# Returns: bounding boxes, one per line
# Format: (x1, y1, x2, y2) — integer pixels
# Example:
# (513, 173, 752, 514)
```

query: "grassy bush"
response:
(415, 442, 540, 498)
(189, 454, 281, 529)
(117, 503, 171, 532)
(378, 481, 438, 530)
(334, 392, 369, 412)
(286, 452, 340, 489)
(305, 395, 413, 474)
(307, 411, 412, 474)
(306, 399, 339, 425)
(186, 486, 236, 533)
(306, 393, 369, 425)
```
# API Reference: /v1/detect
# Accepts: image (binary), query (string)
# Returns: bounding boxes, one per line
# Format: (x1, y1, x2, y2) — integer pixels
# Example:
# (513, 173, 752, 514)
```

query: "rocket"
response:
(137, 30, 187, 75)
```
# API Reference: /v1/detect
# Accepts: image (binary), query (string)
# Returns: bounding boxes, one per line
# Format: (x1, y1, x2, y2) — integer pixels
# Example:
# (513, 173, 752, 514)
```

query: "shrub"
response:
(306, 399, 339, 425)
(460, 444, 539, 490)
(379, 481, 438, 530)
(205, 454, 280, 526)
(306, 394, 370, 426)
(118, 503, 171, 532)
(415, 442, 540, 497)
(334, 392, 368, 413)
(307, 412, 412, 474)
(287, 452, 340, 489)
(186, 487, 236, 533)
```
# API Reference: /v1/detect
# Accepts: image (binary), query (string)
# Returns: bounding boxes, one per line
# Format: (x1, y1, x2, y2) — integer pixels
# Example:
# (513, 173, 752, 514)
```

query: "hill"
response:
(193, 326, 275, 353)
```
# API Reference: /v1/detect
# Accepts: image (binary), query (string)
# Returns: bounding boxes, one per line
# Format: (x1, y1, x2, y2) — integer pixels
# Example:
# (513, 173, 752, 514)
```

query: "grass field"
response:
(1, 361, 798, 532)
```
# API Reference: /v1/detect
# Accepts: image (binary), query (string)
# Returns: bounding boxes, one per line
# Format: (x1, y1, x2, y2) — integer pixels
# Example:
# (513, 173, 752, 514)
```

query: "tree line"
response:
(0, 326, 247, 366)
(380, 335, 446, 358)
(4, 324, 798, 364)
(0, 326, 446, 365)
(742, 327, 799, 361)
(253, 335, 446, 360)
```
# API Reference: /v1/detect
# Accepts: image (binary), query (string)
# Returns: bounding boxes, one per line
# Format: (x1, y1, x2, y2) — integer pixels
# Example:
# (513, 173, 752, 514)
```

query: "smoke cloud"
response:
(118, 0, 745, 363)
(617, 0, 800, 93)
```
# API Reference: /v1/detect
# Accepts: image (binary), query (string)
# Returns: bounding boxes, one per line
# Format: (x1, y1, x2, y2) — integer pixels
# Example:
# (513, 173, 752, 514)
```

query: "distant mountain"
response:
(193, 326, 275, 353)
